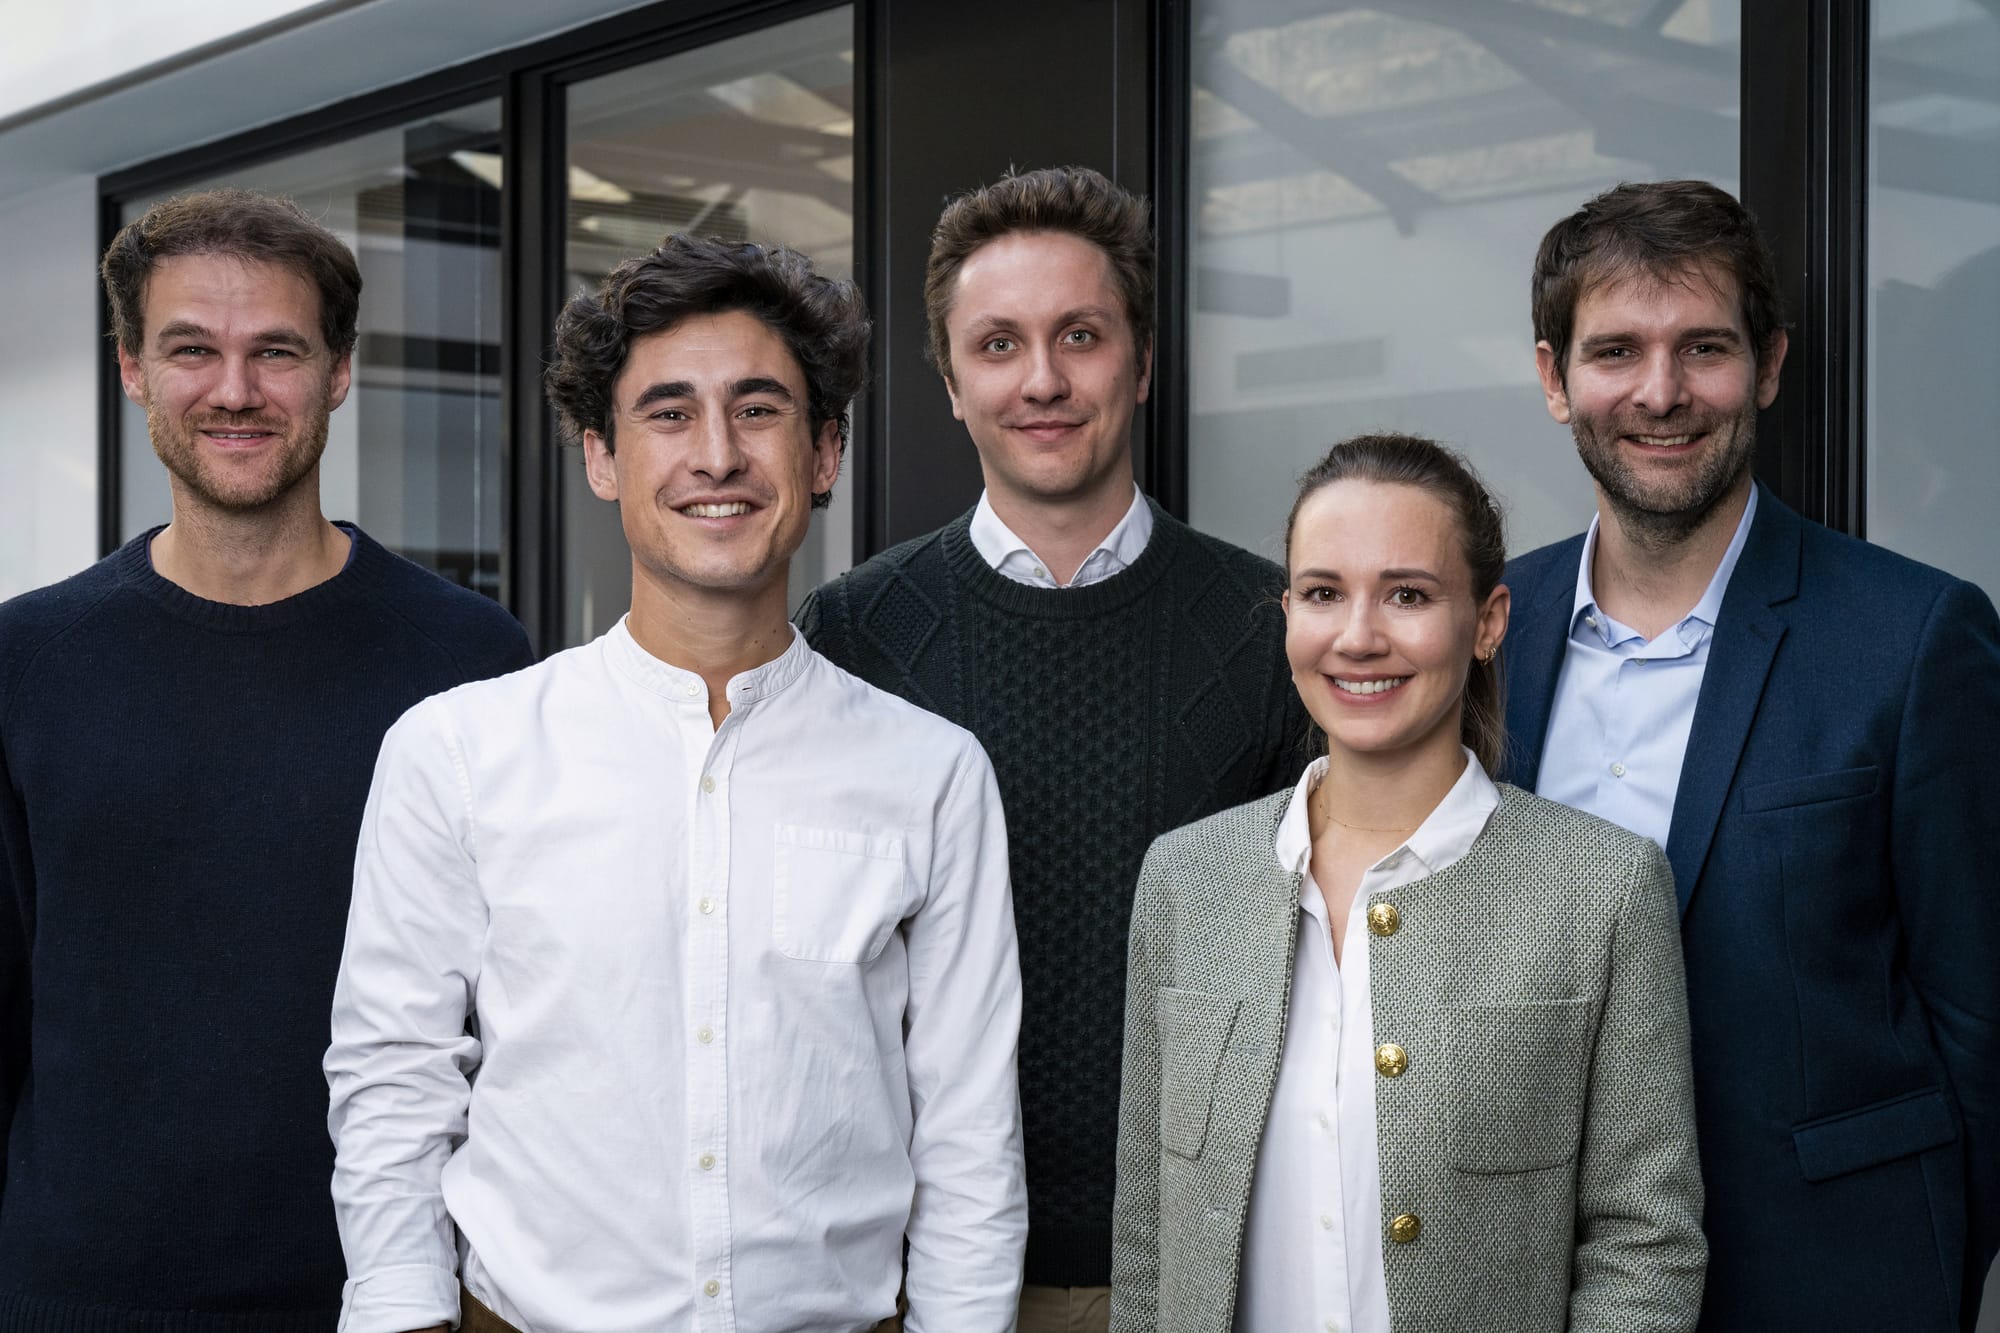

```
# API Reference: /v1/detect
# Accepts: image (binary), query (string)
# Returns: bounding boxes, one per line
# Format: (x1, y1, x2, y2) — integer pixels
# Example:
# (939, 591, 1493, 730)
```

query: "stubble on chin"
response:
(1572, 408, 1758, 554)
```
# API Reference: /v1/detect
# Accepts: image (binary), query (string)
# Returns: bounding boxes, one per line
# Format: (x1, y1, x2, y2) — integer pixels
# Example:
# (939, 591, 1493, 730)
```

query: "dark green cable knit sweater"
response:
(796, 500, 1310, 1286)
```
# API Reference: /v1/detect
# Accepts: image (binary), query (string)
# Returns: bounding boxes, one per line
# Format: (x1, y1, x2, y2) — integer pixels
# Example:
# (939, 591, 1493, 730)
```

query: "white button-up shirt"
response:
(1536, 488, 1757, 851)
(1237, 750, 1500, 1333)
(967, 483, 1153, 588)
(326, 621, 1026, 1333)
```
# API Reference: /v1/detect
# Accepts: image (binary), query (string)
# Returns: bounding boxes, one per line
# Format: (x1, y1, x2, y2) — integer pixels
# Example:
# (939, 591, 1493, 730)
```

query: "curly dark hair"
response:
(923, 165, 1153, 381)
(545, 235, 870, 509)
(1533, 180, 1789, 388)
(101, 188, 362, 357)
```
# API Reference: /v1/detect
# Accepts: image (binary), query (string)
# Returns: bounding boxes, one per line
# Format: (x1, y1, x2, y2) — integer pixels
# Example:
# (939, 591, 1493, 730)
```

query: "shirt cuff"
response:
(339, 1263, 460, 1333)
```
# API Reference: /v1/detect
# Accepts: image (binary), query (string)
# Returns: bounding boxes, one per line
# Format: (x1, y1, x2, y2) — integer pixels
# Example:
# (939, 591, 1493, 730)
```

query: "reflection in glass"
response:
(1187, 0, 1740, 560)
(561, 8, 855, 646)
(117, 101, 507, 598)
(1866, 0, 2000, 599)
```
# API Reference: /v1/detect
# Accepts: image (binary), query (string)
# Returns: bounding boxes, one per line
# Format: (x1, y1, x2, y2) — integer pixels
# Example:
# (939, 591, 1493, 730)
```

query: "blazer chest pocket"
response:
(1740, 764, 1878, 813)
(1157, 987, 1242, 1160)
(773, 825, 909, 964)
(1446, 998, 1593, 1174)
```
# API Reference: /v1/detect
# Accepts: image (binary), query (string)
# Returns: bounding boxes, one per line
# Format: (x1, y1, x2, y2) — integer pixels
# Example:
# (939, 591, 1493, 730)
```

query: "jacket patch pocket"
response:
(773, 825, 909, 964)
(1158, 987, 1242, 1160)
(1446, 998, 1593, 1174)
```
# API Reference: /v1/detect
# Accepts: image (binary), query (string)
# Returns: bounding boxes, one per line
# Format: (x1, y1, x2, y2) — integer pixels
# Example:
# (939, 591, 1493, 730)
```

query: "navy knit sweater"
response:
(796, 501, 1310, 1286)
(0, 526, 532, 1331)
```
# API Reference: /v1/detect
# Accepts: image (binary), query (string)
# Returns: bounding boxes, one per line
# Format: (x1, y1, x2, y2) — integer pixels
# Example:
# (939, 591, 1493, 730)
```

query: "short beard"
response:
(147, 399, 330, 515)
(1571, 401, 1757, 553)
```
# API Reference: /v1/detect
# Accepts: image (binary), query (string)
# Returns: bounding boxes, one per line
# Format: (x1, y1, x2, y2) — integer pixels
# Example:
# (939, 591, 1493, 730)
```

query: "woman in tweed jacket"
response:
(1110, 434, 1705, 1333)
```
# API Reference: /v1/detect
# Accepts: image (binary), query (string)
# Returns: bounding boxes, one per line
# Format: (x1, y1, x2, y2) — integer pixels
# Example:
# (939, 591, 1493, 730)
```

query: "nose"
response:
(206, 354, 267, 413)
(689, 411, 748, 482)
(1333, 596, 1387, 657)
(1020, 342, 1070, 404)
(1632, 347, 1691, 417)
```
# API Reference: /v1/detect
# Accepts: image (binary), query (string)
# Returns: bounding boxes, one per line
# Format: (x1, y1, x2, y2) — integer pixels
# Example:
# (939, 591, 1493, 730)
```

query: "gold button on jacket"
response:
(1375, 1043, 1409, 1078)
(1388, 1213, 1422, 1244)
(1366, 902, 1400, 936)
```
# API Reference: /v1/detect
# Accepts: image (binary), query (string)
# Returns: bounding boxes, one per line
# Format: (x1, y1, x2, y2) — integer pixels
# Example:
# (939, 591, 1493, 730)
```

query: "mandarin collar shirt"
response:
(1237, 750, 1500, 1333)
(967, 483, 1154, 589)
(327, 620, 1026, 1333)
(1535, 487, 1758, 852)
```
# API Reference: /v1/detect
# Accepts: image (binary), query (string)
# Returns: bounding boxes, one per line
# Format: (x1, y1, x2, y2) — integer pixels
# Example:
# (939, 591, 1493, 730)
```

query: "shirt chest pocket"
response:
(772, 825, 911, 964)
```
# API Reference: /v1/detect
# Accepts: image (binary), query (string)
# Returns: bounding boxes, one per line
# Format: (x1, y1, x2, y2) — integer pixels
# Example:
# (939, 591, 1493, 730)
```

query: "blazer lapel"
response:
(1664, 489, 1801, 913)
(1503, 536, 1586, 791)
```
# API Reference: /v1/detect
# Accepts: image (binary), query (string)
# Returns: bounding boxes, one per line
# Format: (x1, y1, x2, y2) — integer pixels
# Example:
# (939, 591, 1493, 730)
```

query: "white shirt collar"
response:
(603, 614, 812, 708)
(1272, 747, 1501, 880)
(1572, 484, 1759, 645)
(967, 484, 1153, 589)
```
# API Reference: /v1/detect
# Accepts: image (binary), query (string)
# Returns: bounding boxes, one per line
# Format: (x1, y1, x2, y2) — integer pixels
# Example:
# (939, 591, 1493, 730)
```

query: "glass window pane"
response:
(117, 100, 507, 598)
(1187, 0, 1740, 561)
(1866, 0, 2000, 600)
(561, 7, 856, 647)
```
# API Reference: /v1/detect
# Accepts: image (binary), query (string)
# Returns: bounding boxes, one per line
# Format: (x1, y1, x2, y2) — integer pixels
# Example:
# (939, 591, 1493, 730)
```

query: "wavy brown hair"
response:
(923, 165, 1153, 381)
(101, 188, 362, 357)
(544, 234, 869, 509)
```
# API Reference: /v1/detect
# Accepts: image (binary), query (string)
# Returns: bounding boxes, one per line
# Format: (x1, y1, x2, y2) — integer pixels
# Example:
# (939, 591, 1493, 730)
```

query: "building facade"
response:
(0, 0, 1993, 656)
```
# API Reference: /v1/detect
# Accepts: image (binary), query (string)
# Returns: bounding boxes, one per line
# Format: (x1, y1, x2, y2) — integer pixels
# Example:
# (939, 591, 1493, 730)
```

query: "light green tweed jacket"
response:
(1109, 782, 1705, 1333)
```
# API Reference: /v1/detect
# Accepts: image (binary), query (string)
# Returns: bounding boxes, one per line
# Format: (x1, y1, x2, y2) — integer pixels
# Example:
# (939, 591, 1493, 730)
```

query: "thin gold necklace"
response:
(1314, 785, 1417, 835)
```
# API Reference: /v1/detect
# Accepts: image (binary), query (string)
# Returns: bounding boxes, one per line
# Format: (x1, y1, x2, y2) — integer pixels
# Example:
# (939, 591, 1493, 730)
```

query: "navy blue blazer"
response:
(1502, 487, 2000, 1333)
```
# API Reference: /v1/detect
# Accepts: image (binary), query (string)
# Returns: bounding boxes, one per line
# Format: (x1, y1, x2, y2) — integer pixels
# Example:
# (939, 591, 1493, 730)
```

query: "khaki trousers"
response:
(460, 1284, 902, 1332)
(1018, 1284, 1112, 1333)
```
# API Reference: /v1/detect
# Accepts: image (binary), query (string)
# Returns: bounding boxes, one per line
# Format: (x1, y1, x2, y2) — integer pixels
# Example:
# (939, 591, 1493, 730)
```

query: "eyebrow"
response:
(154, 320, 313, 351)
(1292, 566, 1443, 583)
(628, 377, 797, 411)
(960, 305, 1121, 338)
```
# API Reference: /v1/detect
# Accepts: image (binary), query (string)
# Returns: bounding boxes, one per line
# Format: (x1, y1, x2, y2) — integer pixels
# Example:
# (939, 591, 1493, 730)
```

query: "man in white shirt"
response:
(797, 166, 1308, 1333)
(326, 235, 1026, 1333)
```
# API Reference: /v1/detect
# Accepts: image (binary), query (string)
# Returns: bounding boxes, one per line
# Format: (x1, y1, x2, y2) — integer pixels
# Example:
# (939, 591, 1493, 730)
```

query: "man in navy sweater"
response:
(0, 189, 531, 1330)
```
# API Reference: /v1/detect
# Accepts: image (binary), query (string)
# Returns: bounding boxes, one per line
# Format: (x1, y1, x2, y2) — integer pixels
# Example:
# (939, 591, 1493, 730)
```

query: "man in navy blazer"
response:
(1502, 179, 2000, 1332)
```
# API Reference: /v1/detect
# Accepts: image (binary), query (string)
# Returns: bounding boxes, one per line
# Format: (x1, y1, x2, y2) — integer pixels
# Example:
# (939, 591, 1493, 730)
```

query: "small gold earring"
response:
(1478, 647, 1496, 664)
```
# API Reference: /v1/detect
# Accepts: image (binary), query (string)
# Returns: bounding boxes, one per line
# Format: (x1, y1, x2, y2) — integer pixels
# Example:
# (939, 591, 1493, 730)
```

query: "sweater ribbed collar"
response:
(938, 497, 1189, 619)
(112, 522, 397, 633)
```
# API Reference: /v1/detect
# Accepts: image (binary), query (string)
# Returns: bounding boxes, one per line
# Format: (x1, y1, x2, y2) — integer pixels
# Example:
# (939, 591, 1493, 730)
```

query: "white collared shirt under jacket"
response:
(967, 483, 1153, 588)
(326, 621, 1026, 1333)
(1236, 750, 1500, 1333)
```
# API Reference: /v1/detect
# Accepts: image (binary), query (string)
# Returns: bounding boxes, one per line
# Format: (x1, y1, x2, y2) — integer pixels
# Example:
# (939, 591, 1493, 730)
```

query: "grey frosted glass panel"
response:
(1187, 0, 1740, 563)
(115, 100, 506, 597)
(561, 7, 856, 648)
(1866, 0, 2000, 602)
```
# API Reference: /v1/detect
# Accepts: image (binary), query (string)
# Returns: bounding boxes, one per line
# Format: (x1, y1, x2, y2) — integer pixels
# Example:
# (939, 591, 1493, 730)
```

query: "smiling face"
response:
(583, 309, 838, 605)
(117, 253, 350, 516)
(941, 229, 1151, 514)
(1536, 261, 1786, 538)
(1285, 479, 1508, 766)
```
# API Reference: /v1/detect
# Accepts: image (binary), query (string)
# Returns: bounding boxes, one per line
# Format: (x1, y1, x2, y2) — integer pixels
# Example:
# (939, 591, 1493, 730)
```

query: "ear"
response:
(810, 418, 842, 497)
(117, 345, 147, 408)
(583, 428, 619, 502)
(326, 351, 354, 412)
(1755, 328, 1788, 409)
(1534, 341, 1572, 425)
(943, 368, 966, 423)
(1135, 337, 1153, 406)
(1476, 582, 1512, 662)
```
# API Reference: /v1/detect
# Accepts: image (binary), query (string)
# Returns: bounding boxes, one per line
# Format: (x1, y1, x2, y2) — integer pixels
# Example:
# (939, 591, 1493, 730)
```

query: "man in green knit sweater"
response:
(796, 166, 1308, 1333)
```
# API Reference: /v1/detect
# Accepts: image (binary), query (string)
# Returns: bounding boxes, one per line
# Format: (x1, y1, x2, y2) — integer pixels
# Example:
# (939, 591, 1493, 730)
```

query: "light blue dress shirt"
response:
(1534, 489, 1758, 852)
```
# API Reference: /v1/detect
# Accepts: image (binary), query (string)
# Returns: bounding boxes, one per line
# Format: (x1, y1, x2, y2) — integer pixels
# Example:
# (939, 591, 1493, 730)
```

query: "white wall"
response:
(0, 175, 101, 599)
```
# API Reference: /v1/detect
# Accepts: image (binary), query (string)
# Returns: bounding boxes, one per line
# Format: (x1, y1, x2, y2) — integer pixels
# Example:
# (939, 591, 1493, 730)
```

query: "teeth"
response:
(1632, 434, 1696, 446)
(682, 502, 749, 517)
(1333, 677, 1409, 695)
